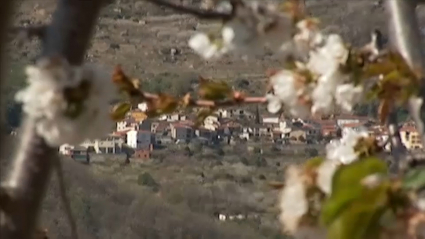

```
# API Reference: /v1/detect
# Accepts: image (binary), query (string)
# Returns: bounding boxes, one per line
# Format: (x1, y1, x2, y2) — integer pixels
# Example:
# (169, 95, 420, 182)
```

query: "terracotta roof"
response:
(177, 120, 195, 126)
(400, 126, 418, 132)
(155, 122, 170, 132)
(341, 122, 366, 128)
(171, 123, 193, 129)
(220, 121, 242, 128)
(311, 119, 337, 127)
(322, 128, 337, 133)
(335, 114, 372, 120)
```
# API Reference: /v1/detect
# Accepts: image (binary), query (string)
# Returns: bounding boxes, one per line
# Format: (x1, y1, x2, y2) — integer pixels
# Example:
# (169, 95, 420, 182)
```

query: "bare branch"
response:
(142, 91, 266, 107)
(387, 110, 407, 172)
(386, 0, 425, 148)
(142, 0, 233, 20)
(1, 0, 108, 238)
(0, 120, 57, 239)
(0, 0, 14, 164)
(54, 158, 78, 239)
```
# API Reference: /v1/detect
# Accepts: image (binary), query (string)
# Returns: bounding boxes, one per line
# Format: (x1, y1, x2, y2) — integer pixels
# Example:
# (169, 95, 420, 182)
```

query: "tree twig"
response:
(0, 0, 14, 165)
(142, 0, 233, 20)
(0, 0, 107, 238)
(142, 91, 266, 107)
(386, 0, 425, 149)
(54, 158, 78, 239)
(387, 110, 407, 172)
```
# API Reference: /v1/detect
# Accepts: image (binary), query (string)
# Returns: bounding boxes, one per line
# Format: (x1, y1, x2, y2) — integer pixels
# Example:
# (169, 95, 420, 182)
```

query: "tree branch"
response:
(0, 0, 107, 238)
(386, 0, 425, 149)
(142, 91, 266, 107)
(142, 0, 233, 20)
(387, 110, 407, 172)
(0, 0, 14, 164)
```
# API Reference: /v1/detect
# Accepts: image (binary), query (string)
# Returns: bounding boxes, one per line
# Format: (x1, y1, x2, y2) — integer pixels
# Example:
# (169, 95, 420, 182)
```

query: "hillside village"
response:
(7, 0, 419, 162)
(57, 101, 423, 161)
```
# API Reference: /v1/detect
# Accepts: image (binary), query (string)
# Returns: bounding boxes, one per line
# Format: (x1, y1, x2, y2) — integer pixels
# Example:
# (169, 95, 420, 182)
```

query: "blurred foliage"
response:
(322, 157, 388, 239)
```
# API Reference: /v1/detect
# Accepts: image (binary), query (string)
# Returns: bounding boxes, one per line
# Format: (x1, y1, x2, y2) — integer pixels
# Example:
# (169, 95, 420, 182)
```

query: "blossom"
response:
(266, 70, 311, 117)
(307, 34, 348, 75)
(335, 84, 364, 112)
(279, 165, 308, 234)
(326, 129, 369, 164)
(15, 57, 117, 147)
(316, 160, 340, 195)
(311, 73, 337, 115)
(291, 19, 326, 59)
(266, 93, 284, 114)
(266, 70, 298, 113)
(188, 33, 228, 59)
(190, 1, 295, 58)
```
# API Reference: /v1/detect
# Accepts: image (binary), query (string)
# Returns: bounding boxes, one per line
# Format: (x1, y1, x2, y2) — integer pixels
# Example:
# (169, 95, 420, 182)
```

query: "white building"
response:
(59, 144, 75, 155)
(126, 129, 155, 149)
(116, 118, 137, 132)
(80, 135, 125, 154)
(158, 113, 187, 122)
(204, 115, 220, 131)
(59, 135, 125, 155)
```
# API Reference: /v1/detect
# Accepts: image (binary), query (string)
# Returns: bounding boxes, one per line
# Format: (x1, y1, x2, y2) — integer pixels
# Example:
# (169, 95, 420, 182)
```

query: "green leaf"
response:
(321, 157, 389, 239)
(110, 102, 131, 121)
(402, 166, 425, 190)
(321, 157, 388, 226)
(304, 157, 325, 172)
(327, 203, 386, 239)
(305, 157, 325, 168)
(198, 78, 232, 101)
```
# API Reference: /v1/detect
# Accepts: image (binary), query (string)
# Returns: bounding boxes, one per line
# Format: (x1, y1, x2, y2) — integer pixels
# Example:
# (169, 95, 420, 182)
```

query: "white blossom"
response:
(307, 34, 348, 76)
(15, 57, 117, 147)
(290, 19, 326, 59)
(266, 93, 283, 114)
(266, 70, 298, 113)
(279, 165, 308, 234)
(335, 84, 364, 112)
(311, 74, 337, 115)
(316, 160, 340, 195)
(188, 33, 228, 59)
(326, 128, 369, 164)
(190, 1, 295, 58)
(222, 16, 256, 48)
(295, 19, 324, 47)
(266, 70, 311, 117)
